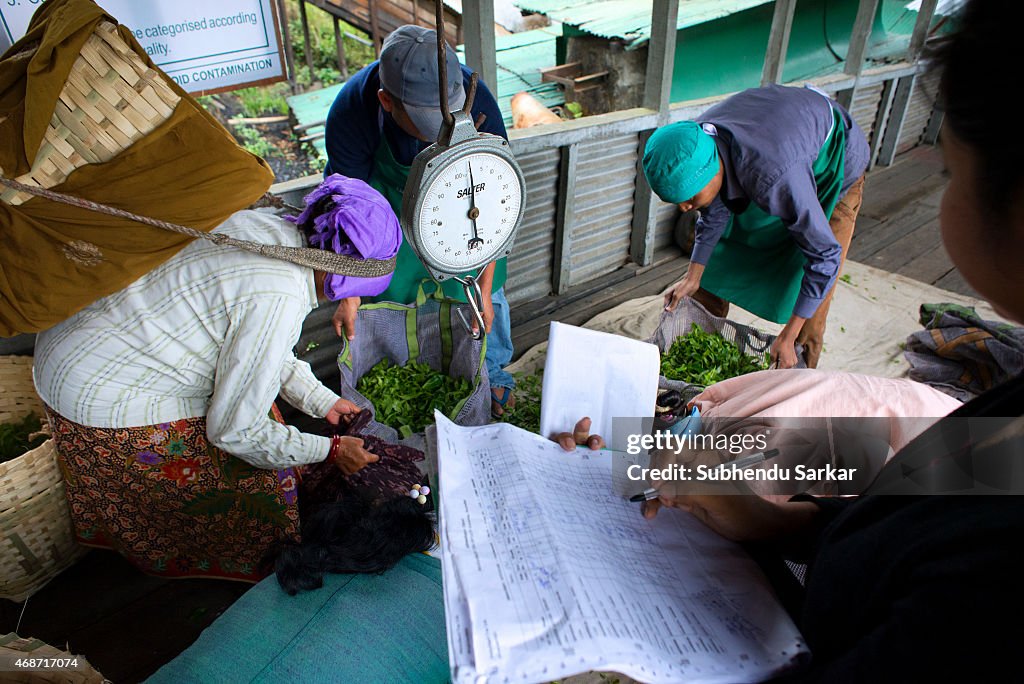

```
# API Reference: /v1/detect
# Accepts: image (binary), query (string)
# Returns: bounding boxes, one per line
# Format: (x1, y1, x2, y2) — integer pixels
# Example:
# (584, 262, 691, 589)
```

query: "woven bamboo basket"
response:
(0, 356, 84, 602)
(0, 20, 180, 206)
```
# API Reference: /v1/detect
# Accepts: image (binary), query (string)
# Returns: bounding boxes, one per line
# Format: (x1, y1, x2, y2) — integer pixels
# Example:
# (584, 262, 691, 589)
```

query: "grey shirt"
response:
(692, 84, 870, 319)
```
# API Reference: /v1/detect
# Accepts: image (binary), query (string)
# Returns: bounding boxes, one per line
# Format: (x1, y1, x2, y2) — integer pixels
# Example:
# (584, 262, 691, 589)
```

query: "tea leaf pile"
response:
(660, 324, 769, 386)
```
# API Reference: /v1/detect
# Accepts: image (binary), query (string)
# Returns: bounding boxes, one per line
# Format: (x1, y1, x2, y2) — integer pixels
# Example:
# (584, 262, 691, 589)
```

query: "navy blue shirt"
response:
(693, 85, 870, 319)
(323, 61, 507, 180)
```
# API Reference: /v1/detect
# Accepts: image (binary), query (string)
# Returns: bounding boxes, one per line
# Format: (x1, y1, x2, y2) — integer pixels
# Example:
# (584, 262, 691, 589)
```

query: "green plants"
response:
(356, 359, 474, 437)
(660, 324, 769, 386)
(235, 82, 291, 117)
(0, 413, 47, 464)
(234, 125, 276, 160)
(500, 371, 543, 433)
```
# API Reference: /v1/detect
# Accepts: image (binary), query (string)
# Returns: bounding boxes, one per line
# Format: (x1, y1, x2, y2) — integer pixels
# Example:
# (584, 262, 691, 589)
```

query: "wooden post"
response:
(299, 0, 315, 72)
(923, 107, 943, 145)
(908, 0, 938, 60)
(631, 0, 679, 267)
(333, 17, 349, 80)
(277, 0, 298, 89)
(761, 0, 798, 86)
(835, 0, 880, 110)
(867, 77, 896, 170)
(462, 0, 497, 90)
(553, 144, 580, 294)
(875, 75, 916, 167)
(369, 0, 382, 57)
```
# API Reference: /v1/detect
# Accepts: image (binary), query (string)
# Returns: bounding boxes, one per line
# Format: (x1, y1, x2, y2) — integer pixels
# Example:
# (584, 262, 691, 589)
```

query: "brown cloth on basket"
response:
(0, 0, 274, 336)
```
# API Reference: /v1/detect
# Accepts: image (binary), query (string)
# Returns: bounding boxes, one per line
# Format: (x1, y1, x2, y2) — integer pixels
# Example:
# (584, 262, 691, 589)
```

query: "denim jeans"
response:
(486, 287, 515, 389)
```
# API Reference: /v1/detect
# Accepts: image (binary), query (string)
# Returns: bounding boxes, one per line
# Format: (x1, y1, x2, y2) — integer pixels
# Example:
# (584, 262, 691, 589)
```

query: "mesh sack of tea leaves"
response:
(337, 292, 490, 450)
(646, 297, 804, 397)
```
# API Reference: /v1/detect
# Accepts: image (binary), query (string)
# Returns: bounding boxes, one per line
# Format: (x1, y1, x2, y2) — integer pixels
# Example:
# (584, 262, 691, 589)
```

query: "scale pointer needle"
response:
(467, 160, 484, 251)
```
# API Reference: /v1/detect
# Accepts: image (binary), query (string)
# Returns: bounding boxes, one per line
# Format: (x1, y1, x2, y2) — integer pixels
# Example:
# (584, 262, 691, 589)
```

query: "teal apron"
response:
(700, 106, 847, 324)
(366, 137, 508, 304)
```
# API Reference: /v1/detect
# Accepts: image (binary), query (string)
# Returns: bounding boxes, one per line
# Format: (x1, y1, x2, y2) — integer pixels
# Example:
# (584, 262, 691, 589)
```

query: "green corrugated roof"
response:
(457, 22, 565, 127)
(513, 0, 773, 47)
(288, 23, 564, 163)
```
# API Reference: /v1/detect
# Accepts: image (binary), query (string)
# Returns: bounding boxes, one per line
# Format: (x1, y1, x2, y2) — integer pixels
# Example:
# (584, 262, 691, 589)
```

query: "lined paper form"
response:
(437, 413, 808, 684)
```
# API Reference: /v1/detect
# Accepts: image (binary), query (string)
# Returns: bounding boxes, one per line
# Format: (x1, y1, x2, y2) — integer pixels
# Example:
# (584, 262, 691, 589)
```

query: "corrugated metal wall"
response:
(654, 199, 680, 252)
(268, 72, 934, 313)
(566, 134, 639, 287)
(850, 82, 886, 147)
(896, 70, 940, 155)
(504, 148, 560, 305)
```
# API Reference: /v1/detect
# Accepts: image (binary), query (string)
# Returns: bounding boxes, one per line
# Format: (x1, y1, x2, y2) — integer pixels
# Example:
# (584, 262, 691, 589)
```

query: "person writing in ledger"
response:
(642, 84, 869, 369)
(564, 1, 1024, 678)
(323, 25, 518, 419)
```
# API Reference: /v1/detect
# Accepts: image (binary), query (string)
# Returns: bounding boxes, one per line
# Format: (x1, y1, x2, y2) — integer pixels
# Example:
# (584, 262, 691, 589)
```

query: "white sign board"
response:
(0, 0, 286, 94)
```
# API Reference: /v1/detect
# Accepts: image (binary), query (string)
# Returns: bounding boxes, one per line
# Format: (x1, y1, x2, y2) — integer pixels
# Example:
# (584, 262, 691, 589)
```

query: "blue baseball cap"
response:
(379, 25, 466, 142)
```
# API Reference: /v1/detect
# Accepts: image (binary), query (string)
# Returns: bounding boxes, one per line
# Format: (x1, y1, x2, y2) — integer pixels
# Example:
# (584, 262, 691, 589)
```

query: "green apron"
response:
(366, 137, 508, 304)
(700, 106, 847, 324)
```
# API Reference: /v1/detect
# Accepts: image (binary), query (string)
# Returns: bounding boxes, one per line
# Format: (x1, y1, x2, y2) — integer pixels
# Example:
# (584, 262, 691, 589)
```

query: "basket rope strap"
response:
(0, 176, 397, 279)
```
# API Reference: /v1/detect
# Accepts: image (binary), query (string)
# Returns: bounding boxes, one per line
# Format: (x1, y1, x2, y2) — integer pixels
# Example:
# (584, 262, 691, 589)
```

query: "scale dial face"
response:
(415, 151, 523, 272)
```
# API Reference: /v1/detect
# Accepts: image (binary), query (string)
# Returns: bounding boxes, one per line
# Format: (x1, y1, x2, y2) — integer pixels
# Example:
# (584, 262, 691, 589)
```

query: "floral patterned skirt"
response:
(46, 408, 301, 582)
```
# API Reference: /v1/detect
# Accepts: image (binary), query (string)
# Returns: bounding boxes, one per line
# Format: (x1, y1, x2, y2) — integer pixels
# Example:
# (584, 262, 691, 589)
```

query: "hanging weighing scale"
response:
(400, 4, 527, 339)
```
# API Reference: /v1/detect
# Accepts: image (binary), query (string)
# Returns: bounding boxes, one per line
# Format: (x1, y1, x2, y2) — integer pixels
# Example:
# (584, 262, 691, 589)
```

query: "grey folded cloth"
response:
(904, 303, 1024, 401)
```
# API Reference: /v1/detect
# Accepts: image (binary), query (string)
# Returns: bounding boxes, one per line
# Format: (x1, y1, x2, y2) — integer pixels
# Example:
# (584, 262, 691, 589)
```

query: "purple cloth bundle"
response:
(287, 174, 402, 300)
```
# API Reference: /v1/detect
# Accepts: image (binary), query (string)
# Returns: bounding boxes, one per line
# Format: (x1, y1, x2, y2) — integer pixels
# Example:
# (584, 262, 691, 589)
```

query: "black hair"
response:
(293, 193, 336, 245)
(273, 491, 435, 595)
(929, 0, 1024, 219)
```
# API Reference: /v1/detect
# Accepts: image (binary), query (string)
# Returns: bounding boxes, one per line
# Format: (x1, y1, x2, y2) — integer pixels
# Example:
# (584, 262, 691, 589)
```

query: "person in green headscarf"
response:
(642, 84, 870, 369)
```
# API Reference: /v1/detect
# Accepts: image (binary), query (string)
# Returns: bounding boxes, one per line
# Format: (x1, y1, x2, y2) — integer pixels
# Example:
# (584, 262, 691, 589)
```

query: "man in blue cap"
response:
(323, 25, 516, 417)
(642, 84, 869, 369)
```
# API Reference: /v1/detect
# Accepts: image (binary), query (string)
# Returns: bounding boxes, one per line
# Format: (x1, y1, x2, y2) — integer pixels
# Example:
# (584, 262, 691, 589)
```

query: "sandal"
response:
(491, 386, 516, 419)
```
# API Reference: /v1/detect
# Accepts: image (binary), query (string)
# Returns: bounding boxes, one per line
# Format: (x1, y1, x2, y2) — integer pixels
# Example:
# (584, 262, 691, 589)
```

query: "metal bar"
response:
(876, 75, 916, 167)
(908, 0, 938, 60)
(553, 144, 580, 294)
(436, 0, 450, 125)
(277, 0, 297, 88)
(642, 0, 679, 118)
(761, 0, 798, 86)
(507, 62, 922, 156)
(631, 130, 661, 267)
(461, 0, 498, 90)
(923, 107, 943, 145)
(837, 0, 880, 110)
(299, 0, 314, 71)
(867, 78, 896, 170)
(333, 17, 349, 80)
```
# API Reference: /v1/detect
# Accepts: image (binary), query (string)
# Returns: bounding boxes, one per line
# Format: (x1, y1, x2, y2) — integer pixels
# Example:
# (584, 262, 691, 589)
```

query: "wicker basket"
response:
(0, 356, 84, 602)
(0, 20, 180, 206)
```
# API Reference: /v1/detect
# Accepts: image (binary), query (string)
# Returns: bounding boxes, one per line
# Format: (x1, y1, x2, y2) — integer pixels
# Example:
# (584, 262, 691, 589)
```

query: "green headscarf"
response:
(642, 121, 719, 204)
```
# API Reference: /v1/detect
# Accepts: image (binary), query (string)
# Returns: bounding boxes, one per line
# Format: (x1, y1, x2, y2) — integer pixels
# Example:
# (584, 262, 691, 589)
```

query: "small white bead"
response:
(408, 490, 420, 498)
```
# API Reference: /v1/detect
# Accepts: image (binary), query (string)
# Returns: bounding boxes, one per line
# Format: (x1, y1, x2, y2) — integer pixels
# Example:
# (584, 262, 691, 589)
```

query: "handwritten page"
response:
(538, 322, 661, 445)
(437, 413, 808, 684)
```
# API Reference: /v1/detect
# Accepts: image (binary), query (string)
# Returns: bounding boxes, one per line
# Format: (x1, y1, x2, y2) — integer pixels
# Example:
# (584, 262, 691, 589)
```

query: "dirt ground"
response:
(202, 91, 319, 184)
